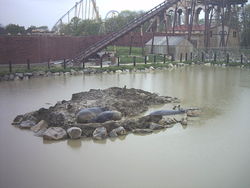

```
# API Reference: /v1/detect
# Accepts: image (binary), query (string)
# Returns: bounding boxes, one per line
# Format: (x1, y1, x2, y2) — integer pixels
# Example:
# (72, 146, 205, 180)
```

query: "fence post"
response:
(27, 59, 30, 70)
(185, 53, 188, 62)
(190, 52, 193, 61)
(202, 52, 204, 62)
(82, 60, 85, 69)
(133, 56, 136, 66)
(144, 56, 147, 64)
(163, 55, 166, 64)
(63, 59, 66, 69)
(214, 52, 217, 64)
(117, 57, 120, 67)
(100, 57, 103, 68)
(226, 54, 229, 65)
(180, 53, 183, 62)
(154, 55, 156, 63)
(47, 59, 50, 69)
(9, 61, 12, 73)
(241, 54, 243, 65)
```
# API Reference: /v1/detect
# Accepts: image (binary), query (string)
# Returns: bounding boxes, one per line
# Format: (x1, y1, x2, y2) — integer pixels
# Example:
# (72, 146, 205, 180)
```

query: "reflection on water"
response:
(0, 66, 250, 188)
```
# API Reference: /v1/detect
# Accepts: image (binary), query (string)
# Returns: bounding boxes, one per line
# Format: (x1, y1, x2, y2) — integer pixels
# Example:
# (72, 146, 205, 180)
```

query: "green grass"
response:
(106, 46, 169, 64)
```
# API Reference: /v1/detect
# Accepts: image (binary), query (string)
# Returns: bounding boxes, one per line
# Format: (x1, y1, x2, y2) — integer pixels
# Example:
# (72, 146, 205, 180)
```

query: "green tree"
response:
(5, 24, 25, 35)
(0, 24, 6, 35)
(60, 17, 101, 36)
(105, 10, 143, 33)
(241, 4, 250, 48)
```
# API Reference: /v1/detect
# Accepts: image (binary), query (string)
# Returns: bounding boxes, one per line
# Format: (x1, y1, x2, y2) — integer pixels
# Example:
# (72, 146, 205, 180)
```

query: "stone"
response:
(168, 63, 174, 68)
(46, 72, 52, 76)
(53, 72, 60, 76)
(15, 73, 24, 79)
(115, 70, 123, 73)
(67, 127, 82, 139)
(93, 127, 107, 140)
(109, 130, 118, 137)
(64, 72, 70, 76)
(9, 74, 15, 80)
(19, 120, 36, 129)
(31, 120, 48, 133)
(24, 72, 33, 77)
(14, 76, 20, 81)
(149, 122, 164, 130)
(109, 126, 127, 137)
(132, 129, 153, 134)
(12, 115, 24, 125)
(43, 127, 67, 140)
(177, 63, 183, 67)
(93, 111, 122, 123)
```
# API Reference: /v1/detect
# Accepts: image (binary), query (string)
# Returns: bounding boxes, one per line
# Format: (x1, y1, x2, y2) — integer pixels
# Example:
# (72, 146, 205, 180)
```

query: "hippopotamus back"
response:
(76, 107, 107, 123)
(93, 111, 122, 123)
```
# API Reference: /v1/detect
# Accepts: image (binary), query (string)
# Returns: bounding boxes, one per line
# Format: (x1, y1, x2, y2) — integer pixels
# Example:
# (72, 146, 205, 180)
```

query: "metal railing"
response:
(73, 0, 180, 63)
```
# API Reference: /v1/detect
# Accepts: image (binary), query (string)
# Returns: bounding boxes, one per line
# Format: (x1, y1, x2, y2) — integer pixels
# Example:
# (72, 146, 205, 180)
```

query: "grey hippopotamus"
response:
(92, 111, 122, 123)
(150, 109, 186, 116)
(76, 107, 107, 123)
(150, 108, 200, 116)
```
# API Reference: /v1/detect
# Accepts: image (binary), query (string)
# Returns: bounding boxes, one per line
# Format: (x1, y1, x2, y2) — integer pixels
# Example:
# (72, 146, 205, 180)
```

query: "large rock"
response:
(76, 107, 106, 123)
(109, 126, 127, 137)
(67, 127, 82, 139)
(31, 120, 48, 133)
(43, 127, 67, 140)
(93, 127, 107, 140)
(19, 120, 36, 129)
(93, 111, 122, 123)
(12, 115, 24, 125)
(13, 112, 38, 129)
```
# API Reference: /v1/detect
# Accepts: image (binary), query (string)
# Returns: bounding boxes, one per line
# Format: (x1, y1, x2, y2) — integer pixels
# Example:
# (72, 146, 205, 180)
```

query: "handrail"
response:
(73, 0, 180, 62)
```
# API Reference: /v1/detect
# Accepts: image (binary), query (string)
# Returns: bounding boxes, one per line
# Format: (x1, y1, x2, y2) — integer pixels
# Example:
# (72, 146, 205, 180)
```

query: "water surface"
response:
(0, 66, 250, 188)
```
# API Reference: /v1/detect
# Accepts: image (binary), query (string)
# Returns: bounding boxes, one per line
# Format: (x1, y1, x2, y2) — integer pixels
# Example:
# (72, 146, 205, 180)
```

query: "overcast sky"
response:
(0, 0, 164, 29)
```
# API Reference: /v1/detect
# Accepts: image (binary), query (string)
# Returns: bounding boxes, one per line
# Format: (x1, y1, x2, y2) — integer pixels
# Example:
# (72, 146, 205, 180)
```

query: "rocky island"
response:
(12, 87, 200, 140)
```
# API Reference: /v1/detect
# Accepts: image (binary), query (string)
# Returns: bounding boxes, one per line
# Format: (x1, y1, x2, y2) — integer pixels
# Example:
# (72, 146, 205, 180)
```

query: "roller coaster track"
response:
(52, 0, 100, 33)
(73, 0, 180, 63)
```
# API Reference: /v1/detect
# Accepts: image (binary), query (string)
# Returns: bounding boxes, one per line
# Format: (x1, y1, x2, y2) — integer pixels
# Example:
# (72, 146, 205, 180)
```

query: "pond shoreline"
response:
(1, 61, 248, 82)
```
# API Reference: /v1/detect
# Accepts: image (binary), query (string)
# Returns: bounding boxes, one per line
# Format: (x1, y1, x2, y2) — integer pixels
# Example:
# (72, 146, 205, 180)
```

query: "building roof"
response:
(146, 36, 185, 46)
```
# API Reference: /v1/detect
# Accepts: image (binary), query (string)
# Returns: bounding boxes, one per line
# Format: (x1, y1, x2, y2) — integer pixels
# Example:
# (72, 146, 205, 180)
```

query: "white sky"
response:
(0, 0, 164, 29)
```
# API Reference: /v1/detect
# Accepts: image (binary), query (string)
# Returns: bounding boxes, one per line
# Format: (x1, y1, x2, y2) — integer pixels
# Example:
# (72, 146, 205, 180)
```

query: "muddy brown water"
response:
(0, 66, 250, 188)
